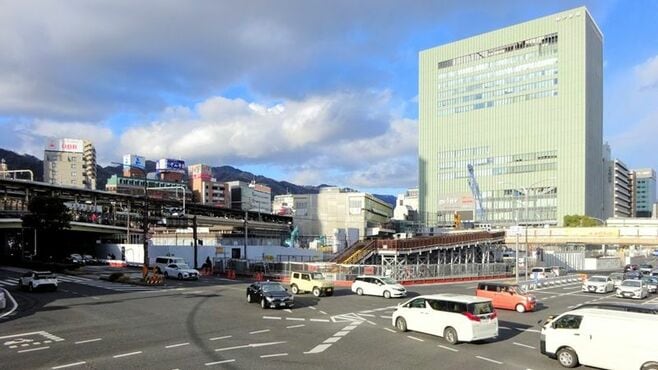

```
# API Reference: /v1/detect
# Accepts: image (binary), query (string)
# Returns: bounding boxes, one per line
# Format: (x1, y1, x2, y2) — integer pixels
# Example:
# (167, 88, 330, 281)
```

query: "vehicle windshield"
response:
(468, 302, 494, 315)
(622, 280, 641, 287)
(178, 264, 191, 269)
(380, 277, 398, 285)
(589, 277, 607, 283)
(35, 273, 54, 279)
(311, 273, 324, 280)
(262, 284, 286, 293)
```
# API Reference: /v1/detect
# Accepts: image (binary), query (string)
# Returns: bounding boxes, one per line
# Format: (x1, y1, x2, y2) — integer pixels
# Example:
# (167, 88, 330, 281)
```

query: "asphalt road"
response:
(1, 266, 657, 370)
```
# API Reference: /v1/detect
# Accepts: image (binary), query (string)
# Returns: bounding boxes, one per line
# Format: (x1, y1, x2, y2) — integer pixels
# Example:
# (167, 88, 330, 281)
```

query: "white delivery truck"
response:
(540, 307, 658, 370)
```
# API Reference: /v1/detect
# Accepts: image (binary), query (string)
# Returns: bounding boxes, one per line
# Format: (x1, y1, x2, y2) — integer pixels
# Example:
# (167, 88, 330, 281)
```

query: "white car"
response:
(392, 294, 498, 344)
(616, 279, 648, 299)
(163, 263, 199, 280)
(18, 271, 58, 292)
(351, 276, 407, 298)
(582, 275, 614, 293)
(531, 267, 555, 280)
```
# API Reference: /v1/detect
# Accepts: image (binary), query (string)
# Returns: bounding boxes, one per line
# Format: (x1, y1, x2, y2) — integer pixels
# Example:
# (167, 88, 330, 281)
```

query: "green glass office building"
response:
(419, 7, 603, 226)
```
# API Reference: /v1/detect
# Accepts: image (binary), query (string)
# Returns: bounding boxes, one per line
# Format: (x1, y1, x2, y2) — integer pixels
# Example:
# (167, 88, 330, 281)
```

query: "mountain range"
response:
(0, 148, 396, 206)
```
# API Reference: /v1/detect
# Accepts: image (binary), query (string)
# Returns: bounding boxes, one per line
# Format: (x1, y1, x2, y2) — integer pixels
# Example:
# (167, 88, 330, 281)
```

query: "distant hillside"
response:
(0, 148, 395, 202)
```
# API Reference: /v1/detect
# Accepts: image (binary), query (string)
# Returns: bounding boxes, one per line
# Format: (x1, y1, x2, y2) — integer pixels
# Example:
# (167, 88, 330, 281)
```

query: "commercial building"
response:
(187, 164, 228, 207)
(419, 7, 603, 227)
(226, 180, 272, 214)
(272, 187, 393, 250)
(632, 168, 656, 217)
(608, 159, 633, 218)
(44, 138, 97, 189)
(393, 188, 419, 221)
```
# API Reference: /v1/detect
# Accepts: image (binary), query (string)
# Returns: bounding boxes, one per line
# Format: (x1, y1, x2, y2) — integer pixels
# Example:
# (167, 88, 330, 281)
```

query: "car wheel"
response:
(261, 299, 267, 309)
(164, 271, 169, 278)
(444, 327, 458, 345)
(641, 361, 658, 370)
(356, 288, 363, 296)
(312, 287, 321, 297)
(557, 347, 579, 368)
(291, 284, 299, 294)
(383, 290, 391, 299)
(247, 294, 252, 303)
(395, 317, 407, 332)
(325, 290, 333, 296)
(178, 273, 183, 280)
(515, 304, 526, 313)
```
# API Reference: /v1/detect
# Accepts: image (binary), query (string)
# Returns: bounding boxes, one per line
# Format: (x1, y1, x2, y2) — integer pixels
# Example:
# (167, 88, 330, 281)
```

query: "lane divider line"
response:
(75, 338, 102, 344)
(113, 351, 142, 358)
(18, 346, 50, 353)
(165, 342, 190, 348)
(51, 361, 86, 369)
(323, 337, 341, 344)
(249, 329, 270, 335)
(286, 324, 305, 329)
(260, 353, 288, 358)
(384, 328, 396, 333)
(407, 336, 424, 342)
(262, 316, 282, 320)
(438, 345, 458, 352)
(513, 342, 536, 349)
(476, 355, 503, 365)
(319, 310, 328, 315)
(310, 319, 330, 322)
(205, 359, 235, 366)
(285, 317, 305, 321)
(209, 336, 232, 341)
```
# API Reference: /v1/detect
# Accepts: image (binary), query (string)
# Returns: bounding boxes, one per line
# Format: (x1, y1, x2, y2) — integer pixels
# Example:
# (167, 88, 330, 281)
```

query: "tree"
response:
(21, 195, 72, 257)
(563, 214, 599, 227)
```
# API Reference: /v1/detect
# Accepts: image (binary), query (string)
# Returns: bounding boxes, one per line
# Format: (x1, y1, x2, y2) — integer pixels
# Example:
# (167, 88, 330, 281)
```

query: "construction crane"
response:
(466, 164, 485, 221)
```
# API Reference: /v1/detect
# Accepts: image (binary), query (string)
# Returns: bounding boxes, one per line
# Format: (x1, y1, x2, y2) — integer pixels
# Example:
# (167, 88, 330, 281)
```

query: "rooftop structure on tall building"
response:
(419, 7, 603, 227)
(44, 138, 96, 189)
(156, 158, 186, 183)
(632, 168, 656, 218)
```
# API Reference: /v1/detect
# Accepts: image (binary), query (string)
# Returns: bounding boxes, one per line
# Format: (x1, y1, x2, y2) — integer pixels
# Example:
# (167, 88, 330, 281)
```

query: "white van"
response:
(531, 267, 555, 280)
(392, 293, 498, 344)
(540, 308, 658, 369)
(154, 256, 186, 273)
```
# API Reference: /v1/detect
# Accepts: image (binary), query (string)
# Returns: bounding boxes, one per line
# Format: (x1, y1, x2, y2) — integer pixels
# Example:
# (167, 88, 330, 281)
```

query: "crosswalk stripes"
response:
(0, 275, 160, 293)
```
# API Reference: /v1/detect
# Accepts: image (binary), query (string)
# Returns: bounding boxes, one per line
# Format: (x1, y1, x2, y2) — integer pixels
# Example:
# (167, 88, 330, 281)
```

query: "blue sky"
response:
(0, 0, 657, 196)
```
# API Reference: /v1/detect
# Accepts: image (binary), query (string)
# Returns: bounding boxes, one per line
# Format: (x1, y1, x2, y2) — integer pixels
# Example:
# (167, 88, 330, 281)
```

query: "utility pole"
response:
(193, 215, 198, 269)
(244, 210, 248, 260)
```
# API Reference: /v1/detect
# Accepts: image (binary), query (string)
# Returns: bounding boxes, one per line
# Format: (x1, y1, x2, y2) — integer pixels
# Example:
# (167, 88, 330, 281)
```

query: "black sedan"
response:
(246, 282, 294, 309)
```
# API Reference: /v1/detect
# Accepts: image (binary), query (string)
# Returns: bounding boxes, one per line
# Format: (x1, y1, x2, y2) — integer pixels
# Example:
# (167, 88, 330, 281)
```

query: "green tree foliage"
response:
(563, 215, 601, 227)
(22, 195, 72, 256)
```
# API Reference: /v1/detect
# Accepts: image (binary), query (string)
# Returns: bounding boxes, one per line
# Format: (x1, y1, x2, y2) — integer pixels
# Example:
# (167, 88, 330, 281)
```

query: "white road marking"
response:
(380, 315, 392, 319)
(113, 351, 142, 358)
(263, 316, 282, 320)
(310, 319, 330, 322)
(215, 341, 286, 352)
(18, 346, 50, 353)
(209, 335, 232, 341)
(75, 338, 102, 344)
(249, 329, 270, 334)
(365, 320, 377, 325)
(499, 326, 511, 330)
(476, 355, 503, 365)
(319, 310, 328, 315)
(304, 344, 331, 354)
(165, 342, 190, 348)
(285, 317, 305, 321)
(358, 313, 375, 317)
(333, 331, 350, 337)
(286, 324, 305, 329)
(359, 310, 374, 313)
(51, 361, 86, 369)
(260, 353, 288, 358)
(284, 309, 292, 313)
(438, 345, 458, 352)
(407, 336, 424, 342)
(323, 337, 341, 343)
(513, 328, 540, 333)
(344, 325, 358, 330)
(513, 342, 536, 349)
(308, 306, 317, 310)
(384, 328, 396, 333)
(205, 359, 235, 366)
(0, 331, 63, 342)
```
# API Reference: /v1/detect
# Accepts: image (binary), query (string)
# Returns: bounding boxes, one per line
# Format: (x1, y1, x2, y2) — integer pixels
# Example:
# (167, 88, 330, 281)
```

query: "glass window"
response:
(553, 315, 583, 329)
(407, 298, 426, 309)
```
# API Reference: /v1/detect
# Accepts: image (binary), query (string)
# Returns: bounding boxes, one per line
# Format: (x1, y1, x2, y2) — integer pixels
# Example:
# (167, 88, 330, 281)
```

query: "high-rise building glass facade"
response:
(419, 7, 603, 226)
(632, 168, 656, 217)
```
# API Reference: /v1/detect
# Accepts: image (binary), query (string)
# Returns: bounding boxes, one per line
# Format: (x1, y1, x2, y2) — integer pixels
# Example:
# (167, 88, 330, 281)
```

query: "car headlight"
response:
(266, 296, 274, 301)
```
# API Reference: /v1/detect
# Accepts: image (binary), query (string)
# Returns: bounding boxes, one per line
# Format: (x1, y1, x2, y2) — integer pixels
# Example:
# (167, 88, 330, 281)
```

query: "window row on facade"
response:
(438, 88, 558, 116)
(437, 33, 558, 72)
(439, 150, 557, 170)
(439, 77, 558, 108)
(438, 162, 557, 180)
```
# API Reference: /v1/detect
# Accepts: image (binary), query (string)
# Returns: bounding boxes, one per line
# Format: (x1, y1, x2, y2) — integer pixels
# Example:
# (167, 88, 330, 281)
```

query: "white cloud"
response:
(634, 55, 658, 89)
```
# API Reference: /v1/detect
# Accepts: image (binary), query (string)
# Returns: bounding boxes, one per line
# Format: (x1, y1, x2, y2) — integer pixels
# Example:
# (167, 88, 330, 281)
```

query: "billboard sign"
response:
(189, 164, 212, 180)
(46, 138, 84, 153)
(156, 159, 186, 173)
(437, 193, 474, 211)
(123, 154, 146, 170)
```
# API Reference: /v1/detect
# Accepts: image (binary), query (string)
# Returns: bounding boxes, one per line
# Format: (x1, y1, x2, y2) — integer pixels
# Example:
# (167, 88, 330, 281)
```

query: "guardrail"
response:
(517, 274, 586, 291)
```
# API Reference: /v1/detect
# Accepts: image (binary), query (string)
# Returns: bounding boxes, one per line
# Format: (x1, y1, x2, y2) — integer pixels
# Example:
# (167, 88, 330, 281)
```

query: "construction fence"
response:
(213, 258, 511, 282)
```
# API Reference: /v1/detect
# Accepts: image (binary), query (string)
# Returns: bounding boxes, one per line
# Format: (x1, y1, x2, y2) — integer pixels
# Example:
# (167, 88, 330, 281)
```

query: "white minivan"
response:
(392, 294, 498, 344)
(154, 256, 186, 273)
(540, 308, 658, 369)
(351, 275, 407, 298)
